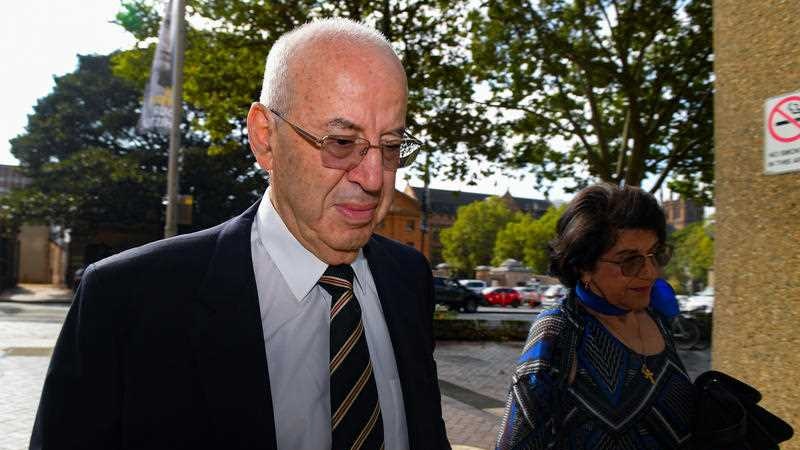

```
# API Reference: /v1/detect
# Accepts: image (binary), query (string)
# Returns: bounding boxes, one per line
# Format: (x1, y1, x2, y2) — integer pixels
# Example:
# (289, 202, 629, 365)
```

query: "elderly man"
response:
(31, 18, 449, 450)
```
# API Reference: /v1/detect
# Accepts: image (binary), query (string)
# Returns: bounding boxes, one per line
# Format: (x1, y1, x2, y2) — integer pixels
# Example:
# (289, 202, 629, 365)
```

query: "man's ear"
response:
(247, 103, 274, 171)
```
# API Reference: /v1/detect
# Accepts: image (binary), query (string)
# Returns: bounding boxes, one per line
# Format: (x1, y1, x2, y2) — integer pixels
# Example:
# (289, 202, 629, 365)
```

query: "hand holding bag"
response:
(692, 371, 793, 449)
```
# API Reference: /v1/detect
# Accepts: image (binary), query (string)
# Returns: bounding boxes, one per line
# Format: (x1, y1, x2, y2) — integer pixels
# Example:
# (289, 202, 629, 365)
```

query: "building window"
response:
(405, 220, 415, 231)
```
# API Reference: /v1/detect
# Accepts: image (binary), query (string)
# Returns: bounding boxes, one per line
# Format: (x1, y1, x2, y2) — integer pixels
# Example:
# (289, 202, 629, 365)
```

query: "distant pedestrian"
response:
(31, 18, 449, 450)
(496, 183, 694, 449)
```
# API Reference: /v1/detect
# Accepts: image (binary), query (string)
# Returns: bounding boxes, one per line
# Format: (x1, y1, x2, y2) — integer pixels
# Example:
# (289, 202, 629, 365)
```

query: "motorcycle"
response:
(671, 306, 711, 351)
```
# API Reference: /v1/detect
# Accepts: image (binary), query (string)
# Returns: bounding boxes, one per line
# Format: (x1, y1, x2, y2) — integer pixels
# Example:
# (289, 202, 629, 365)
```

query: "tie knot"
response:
(319, 264, 355, 292)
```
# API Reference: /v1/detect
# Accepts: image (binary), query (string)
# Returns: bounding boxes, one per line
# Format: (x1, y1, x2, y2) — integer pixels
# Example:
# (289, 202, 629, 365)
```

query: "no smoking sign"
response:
(764, 91, 800, 174)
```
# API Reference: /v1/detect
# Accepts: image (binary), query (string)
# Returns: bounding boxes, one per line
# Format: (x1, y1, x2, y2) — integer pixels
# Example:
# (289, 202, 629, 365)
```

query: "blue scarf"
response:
(575, 278, 679, 318)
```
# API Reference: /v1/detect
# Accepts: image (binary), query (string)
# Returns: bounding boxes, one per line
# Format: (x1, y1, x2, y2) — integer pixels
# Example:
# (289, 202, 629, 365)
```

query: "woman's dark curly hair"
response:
(549, 183, 667, 288)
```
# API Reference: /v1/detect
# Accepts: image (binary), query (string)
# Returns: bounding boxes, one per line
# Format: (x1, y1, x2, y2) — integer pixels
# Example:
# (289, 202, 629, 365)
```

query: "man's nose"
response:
(346, 145, 384, 192)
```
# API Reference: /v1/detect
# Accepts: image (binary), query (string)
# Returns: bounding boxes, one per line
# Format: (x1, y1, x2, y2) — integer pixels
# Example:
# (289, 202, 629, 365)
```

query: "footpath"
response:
(0, 284, 72, 304)
(0, 285, 711, 450)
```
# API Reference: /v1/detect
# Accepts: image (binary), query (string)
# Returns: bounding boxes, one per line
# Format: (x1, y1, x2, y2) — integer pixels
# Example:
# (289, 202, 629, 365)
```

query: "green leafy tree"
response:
(493, 205, 564, 272)
(4, 53, 262, 240)
(664, 221, 714, 293)
(440, 197, 520, 275)
(112, 0, 499, 180)
(469, 0, 713, 203)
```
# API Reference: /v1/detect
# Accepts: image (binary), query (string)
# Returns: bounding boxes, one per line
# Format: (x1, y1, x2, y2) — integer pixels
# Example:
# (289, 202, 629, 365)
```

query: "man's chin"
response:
(323, 227, 375, 253)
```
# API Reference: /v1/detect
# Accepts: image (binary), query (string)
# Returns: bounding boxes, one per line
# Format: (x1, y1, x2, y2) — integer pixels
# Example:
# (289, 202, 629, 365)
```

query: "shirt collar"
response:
(256, 188, 365, 301)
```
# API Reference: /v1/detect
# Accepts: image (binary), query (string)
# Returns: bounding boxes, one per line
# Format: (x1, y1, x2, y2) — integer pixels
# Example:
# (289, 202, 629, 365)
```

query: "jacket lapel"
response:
(189, 200, 277, 449)
(364, 237, 430, 446)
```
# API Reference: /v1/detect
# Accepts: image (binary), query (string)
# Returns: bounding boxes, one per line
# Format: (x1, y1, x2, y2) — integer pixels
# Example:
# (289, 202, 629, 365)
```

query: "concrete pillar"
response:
(714, 0, 800, 442)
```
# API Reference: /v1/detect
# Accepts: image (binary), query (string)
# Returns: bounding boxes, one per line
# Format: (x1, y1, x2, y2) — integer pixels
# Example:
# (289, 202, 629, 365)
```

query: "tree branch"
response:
(649, 136, 704, 193)
(615, 107, 631, 182)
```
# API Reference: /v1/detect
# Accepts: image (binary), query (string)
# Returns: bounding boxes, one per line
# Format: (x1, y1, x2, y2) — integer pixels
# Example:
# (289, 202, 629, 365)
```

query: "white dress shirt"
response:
(250, 189, 409, 450)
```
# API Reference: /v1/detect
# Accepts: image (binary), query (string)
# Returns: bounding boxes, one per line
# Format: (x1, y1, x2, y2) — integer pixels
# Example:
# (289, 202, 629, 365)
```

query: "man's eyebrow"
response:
(326, 117, 361, 131)
(325, 118, 406, 137)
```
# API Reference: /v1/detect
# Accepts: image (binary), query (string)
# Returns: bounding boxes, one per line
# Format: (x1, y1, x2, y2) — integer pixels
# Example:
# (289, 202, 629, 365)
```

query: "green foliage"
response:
(111, 0, 498, 181)
(0, 189, 79, 233)
(5, 52, 262, 240)
(9, 54, 151, 174)
(440, 197, 518, 275)
(664, 221, 714, 293)
(469, 0, 714, 203)
(115, 0, 161, 41)
(493, 205, 564, 272)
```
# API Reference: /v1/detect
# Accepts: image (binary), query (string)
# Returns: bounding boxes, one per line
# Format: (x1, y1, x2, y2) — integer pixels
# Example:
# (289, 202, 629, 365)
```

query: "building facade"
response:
(403, 186, 551, 265)
(714, 0, 800, 443)
(662, 197, 704, 231)
(374, 189, 426, 258)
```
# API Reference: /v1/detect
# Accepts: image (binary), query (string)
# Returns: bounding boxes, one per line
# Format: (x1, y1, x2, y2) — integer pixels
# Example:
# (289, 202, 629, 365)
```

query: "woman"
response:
(496, 184, 694, 450)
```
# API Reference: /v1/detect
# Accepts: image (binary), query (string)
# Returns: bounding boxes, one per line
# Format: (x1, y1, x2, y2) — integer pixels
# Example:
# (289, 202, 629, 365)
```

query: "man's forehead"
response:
(293, 37, 405, 77)
(323, 116, 406, 136)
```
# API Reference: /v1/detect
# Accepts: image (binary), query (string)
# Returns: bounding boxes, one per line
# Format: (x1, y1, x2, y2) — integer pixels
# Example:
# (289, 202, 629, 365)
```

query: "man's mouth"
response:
(335, 203, 378, 224)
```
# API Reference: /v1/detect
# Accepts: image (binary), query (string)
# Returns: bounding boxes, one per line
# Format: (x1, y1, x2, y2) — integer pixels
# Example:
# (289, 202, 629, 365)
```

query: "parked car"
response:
(482, 287, 522, 307)
(682, 286, 714, 313)
(540, 284, 567, 306)
(513, 286, 541, 307)
(458, 279, 487, 294)
(433, 277, 483, 313)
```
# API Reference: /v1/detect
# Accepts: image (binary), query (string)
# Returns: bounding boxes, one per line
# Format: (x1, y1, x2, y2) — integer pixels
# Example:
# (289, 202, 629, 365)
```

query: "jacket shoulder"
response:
(368, 233, 429, 268)
(514, 306, 570, 378)
(91, 222, 225, 278)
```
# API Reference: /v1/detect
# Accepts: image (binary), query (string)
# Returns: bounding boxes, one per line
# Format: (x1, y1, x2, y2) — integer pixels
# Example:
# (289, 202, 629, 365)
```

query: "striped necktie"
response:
(319, 264, 384, 450)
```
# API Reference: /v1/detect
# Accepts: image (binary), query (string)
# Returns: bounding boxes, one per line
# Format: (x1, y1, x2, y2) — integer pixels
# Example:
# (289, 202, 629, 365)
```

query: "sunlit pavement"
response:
(0, 303, 711, 450)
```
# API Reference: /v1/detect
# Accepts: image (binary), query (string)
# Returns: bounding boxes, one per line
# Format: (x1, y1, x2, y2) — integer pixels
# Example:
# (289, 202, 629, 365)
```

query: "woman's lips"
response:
(335, 203, 377, 224)
(629, 286, 650, 293)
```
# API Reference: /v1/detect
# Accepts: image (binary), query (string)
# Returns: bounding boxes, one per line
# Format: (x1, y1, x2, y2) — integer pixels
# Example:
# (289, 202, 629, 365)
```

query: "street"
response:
(0, 302, 710, 450)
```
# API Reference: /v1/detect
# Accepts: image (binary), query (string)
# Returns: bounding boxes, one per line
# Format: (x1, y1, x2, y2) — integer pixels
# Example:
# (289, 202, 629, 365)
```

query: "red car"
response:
(482, 287, 522, 307)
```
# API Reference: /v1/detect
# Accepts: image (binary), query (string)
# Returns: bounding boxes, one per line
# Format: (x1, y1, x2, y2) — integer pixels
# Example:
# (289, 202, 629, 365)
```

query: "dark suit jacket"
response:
(30, 201, 450, 450)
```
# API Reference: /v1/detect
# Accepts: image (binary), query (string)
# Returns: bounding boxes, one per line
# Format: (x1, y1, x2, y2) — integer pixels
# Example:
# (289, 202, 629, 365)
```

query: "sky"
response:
(0, 1, 138, 164)
(0, 1, 579, 202)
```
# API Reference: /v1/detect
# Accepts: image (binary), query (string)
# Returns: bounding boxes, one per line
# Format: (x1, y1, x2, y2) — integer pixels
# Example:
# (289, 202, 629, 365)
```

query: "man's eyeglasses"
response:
(268, 107, 422, 171)
(598, 246, 672, 277)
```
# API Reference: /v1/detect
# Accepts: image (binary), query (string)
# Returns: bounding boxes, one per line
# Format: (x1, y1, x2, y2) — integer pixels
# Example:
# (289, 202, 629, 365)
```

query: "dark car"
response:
(433, 276, 482, 313)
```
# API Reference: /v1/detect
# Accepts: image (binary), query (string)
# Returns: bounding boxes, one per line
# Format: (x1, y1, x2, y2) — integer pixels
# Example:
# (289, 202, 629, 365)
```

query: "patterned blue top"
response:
(496, 295, 695, 450)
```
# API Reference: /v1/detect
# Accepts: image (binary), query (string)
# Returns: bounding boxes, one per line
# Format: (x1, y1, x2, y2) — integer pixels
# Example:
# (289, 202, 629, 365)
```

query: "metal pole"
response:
(164, 0, 185, 238)
(421, 150, 431, 260)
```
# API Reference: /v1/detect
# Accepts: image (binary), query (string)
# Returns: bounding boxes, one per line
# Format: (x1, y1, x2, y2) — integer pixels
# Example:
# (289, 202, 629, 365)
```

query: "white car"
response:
(458, 279, 487, 294)
(682, 286, 714, 313)
(540, 284, 567, 306)
(513, 286, 541, 306)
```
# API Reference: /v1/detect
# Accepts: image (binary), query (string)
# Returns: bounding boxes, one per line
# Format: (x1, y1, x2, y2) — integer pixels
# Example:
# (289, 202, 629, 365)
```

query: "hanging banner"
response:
(138, 0, 175, 134)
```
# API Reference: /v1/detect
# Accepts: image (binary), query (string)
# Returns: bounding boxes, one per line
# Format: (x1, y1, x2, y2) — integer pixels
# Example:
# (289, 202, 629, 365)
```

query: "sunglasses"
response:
(598, 246, 672, 277)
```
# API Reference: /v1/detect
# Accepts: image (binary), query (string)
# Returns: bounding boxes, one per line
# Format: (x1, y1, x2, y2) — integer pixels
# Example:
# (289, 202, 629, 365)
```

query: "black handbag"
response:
(692, 371, 794, 449)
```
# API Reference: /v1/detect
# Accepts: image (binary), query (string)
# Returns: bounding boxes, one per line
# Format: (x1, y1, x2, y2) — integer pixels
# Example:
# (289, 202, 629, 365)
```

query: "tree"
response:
(112, 0, 500, 182)
(664, 221, 713, 293)
(469, 0, 713, 203)
(440, 197, 520, 275)
(493, 205, 564, 272)
(4, 53, 262, 240)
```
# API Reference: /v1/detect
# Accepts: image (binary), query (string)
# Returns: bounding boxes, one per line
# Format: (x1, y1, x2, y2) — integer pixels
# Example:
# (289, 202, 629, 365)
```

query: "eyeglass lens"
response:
(320, 136, 418, 171)
(620, 249, 671, 276)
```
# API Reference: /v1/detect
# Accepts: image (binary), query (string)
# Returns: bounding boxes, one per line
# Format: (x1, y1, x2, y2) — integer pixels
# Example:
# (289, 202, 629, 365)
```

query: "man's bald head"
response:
(259, 18, 406, 114)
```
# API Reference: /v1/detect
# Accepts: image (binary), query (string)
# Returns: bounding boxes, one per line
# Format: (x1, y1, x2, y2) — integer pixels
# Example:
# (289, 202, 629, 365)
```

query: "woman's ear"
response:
(579, 270, 592, 288)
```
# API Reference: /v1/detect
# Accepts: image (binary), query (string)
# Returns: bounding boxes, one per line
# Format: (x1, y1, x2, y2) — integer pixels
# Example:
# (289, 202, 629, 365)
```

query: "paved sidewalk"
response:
(0, 284, 72, 304)
(0, 318, 711, 450)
